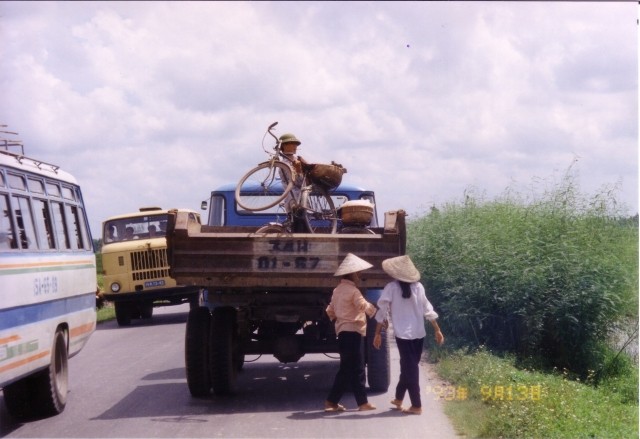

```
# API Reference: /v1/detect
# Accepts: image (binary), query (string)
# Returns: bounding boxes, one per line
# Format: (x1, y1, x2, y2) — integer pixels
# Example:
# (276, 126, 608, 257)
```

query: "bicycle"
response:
(235, 122, 346, 234)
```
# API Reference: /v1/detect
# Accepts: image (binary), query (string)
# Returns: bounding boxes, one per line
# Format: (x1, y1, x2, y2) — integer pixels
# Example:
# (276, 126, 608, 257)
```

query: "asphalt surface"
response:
(1, 304, 461, 438)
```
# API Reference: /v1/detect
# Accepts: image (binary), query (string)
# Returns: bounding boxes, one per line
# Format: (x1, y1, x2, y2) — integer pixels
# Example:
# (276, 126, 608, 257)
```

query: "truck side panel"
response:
(166, 210, 406, 290)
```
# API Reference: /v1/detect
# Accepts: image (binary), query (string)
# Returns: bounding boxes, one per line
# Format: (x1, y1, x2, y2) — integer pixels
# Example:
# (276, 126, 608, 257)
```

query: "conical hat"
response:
(382, 255, 420, 282)
(334, 253, 373, 276)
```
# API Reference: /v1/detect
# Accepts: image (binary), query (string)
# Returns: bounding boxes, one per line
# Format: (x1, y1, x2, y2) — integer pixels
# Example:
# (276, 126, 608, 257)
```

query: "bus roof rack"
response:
(0, 127, 60, 173)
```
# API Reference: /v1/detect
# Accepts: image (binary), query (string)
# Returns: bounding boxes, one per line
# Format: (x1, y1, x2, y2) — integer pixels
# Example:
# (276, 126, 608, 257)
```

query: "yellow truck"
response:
(100, 207, 201, 326)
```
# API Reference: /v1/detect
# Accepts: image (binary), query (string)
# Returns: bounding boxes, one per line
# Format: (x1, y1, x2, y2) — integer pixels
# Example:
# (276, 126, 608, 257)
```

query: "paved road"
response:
(1, 305, 460, 438)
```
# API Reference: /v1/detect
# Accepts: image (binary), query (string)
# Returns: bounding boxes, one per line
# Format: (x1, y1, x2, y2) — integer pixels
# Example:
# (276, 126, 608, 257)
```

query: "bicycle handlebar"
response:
(266, 121, 280, 149)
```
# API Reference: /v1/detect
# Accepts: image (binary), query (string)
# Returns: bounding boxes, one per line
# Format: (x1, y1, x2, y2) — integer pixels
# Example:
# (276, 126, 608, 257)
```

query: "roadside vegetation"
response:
(95, 251, 116, 323)
(408, 165, 638, 438)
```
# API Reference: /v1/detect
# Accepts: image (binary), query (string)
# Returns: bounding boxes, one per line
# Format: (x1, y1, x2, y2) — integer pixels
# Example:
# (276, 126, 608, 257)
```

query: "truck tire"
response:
(4, 328, 69, 420)
(115, 302, 132, 326)
(140, 302, 153, 319)
(210, 307, 237, 395)
(185, 307, 211, 397)
(365, 316, 390, 392)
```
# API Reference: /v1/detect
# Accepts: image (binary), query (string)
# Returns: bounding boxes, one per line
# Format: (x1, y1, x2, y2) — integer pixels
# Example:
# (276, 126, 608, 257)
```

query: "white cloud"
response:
(0, 1, 636, 237)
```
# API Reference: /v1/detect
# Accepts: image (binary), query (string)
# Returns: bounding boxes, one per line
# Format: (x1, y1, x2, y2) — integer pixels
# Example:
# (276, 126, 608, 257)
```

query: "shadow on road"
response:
(96, 309, 189, 330)
(90, 357, 389, 421)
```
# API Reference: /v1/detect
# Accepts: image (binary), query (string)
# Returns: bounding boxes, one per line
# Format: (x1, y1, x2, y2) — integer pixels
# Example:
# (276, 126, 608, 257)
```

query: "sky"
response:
(1, 1, 637, 238)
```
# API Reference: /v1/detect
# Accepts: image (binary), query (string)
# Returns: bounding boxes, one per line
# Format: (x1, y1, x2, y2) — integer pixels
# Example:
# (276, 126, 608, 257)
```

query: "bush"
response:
(410, 167, 638, 375)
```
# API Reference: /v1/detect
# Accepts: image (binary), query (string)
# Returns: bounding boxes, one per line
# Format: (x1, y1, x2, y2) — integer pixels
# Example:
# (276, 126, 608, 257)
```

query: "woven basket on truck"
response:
(338, 200, 375, 226)
(307, 161, 347, 191)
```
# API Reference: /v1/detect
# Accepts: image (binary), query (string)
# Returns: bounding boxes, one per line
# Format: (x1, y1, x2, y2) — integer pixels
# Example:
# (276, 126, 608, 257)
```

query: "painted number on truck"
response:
(257, 256, 320, 269)
(253, 239, 337, 272)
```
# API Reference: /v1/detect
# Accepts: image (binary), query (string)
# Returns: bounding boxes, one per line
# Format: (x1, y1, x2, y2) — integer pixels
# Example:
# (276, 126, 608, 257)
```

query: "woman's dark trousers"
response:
(327, 331, 368, 406)
(395, 337, 424, 408)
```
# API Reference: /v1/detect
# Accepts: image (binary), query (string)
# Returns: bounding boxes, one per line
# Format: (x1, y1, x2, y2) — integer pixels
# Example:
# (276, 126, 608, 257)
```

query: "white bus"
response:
(0, 146, 96, 420)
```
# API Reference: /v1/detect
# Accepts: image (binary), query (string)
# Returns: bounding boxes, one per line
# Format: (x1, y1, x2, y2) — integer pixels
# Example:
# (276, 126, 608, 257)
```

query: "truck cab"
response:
(204, 182, 378, 228)
(100, 207, 201, 326)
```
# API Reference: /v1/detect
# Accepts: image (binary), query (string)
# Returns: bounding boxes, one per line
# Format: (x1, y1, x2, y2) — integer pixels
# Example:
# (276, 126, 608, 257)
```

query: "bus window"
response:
(64, 205, 87, 250)
(61, 185, 75, 201)
(51, 201, 71, 249)
(28, 178, 45, 194)
(0, 194, 16, 250)
(12, 196, 37, 249)
(46, 181, 61, 197)
(33, 199, 55, 249)
(7, 173, 26, 191)
(75, 206, 90, 250)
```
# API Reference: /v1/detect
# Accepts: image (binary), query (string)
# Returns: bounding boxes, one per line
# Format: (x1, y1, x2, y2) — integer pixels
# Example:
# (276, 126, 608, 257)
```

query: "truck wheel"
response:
(185, 307, 211, 397)
(4, 328, 69, 420)
(210, 307, 237, 395)
(140, 303, 153, 319)
(365, 316, 390, 392)
(115, 302, 132, 326)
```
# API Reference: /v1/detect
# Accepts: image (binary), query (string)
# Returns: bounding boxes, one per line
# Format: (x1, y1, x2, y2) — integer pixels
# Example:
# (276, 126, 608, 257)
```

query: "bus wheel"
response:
(185, 307, 211, 397)
(115, 302, 132, 326)
(34, 328, 69, 416)
(210, 307, 238, 395)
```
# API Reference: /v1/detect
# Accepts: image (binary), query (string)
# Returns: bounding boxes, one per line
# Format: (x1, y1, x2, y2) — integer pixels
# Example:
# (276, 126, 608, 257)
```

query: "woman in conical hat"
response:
(373, 255, 444, 415)
(324, 253, 377, 412)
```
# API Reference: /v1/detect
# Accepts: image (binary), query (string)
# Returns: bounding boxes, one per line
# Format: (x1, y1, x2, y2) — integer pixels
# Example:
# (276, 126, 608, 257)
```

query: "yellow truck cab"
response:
(100, 207, 201, 326)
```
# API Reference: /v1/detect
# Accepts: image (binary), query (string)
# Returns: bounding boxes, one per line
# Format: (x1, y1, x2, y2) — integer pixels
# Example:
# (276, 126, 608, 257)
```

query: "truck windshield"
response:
(103, 214, 168, 243)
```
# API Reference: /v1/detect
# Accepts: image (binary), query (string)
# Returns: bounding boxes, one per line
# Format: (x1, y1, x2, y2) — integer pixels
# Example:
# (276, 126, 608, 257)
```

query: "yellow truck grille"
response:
(131, 249, 170, 281)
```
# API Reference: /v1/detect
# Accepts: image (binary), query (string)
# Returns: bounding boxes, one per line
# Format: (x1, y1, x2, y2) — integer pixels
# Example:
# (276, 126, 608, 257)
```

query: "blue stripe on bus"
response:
(0, 293, 95, 331)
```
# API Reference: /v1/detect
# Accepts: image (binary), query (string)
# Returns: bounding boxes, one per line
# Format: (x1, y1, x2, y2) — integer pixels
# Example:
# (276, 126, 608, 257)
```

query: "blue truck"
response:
(166, 182, 406, 397)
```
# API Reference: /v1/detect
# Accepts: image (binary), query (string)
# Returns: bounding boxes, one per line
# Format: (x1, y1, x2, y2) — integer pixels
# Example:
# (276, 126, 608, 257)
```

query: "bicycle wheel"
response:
(235, 161, 294, 212)
(303, 189, 337, 233)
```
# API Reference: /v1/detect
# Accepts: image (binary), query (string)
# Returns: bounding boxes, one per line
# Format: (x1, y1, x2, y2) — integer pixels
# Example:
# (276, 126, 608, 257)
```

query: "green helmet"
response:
(279, 133, 301, 146)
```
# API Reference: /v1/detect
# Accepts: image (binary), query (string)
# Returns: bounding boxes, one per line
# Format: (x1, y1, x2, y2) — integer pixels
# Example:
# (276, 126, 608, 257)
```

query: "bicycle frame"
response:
(236, 122, 338, 233)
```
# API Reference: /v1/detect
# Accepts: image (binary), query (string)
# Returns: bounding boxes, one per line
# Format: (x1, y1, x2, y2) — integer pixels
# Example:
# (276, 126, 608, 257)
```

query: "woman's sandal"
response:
(401, 406, 422, 415)
(358, 402, 376, 411)
(390, 399, 403, 410)
(324, 402, 346, 412)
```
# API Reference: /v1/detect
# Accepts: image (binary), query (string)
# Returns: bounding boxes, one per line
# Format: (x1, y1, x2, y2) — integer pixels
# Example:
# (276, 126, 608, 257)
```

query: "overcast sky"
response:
(1, 2, 637, 237)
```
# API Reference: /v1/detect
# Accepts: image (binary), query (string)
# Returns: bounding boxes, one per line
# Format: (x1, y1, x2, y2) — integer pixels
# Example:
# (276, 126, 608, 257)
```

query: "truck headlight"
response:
(110, 282, 121, 293)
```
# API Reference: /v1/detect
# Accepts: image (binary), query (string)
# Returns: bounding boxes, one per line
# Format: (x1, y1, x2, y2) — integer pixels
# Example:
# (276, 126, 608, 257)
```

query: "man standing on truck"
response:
(324, 253, 378, 412)
(279, 132, 310, 232)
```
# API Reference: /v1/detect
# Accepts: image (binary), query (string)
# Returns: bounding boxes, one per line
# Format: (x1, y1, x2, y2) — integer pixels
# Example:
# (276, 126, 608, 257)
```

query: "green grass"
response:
(94, 252, 114, 323)
(436, 349, 638, 438)
(97, 303, 115, 323)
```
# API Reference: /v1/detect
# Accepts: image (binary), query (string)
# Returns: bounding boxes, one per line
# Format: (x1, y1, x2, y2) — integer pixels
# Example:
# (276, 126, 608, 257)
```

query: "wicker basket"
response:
(339, 200, 375, 225)
(308, 162, 346, 191)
